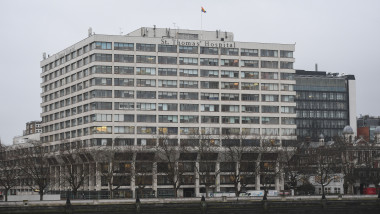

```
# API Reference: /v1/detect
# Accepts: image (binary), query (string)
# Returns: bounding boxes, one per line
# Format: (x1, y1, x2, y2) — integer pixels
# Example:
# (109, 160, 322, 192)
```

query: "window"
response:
(280, 50, 293, 58)
(114, 114, 134, 122)
(262, 94, 279, 102)
(91, 90, 112, 98)
(180, 104, 199, 112)
(114, 126, 135, 134)
(200, 70, 218, 77)
(91, 114, 112, 122)
(136, 91, 156, 99)
(281, 117, 295, 125)
(222, 128, 240, 135)
(221, 48, 238, 56)
(92, 42, 112, 50)
(261, 72, 278, 80)
(114, 54, 134, 63)
(90, 66, 112, 74)
(91, 78, 112, 86)
(223, 116, 239, 124)
(180, 127, 199, 135)
(159, 115, 178, 123)
(201, 81, 219, 89)
(158, 91, 177, 99)
(280, 73, 294, 80)
(114, 42, 134, 51)
(91, 126, 112, 134)
(201, 93, 219, 100)
(180, 80, 198, 88)
(262, 128, 279, 136)
(158, 56, 177, 64)
(200, 58, 218, 66)
(262, 106, 279, 113)
(158, 80, 177, 88)
(136, 43, 156, 52)
(280, 62, 293, 69)
(136, 103, 156, 111)
(91, 54, 112, 62)
(241, 82, 259, 90)
(180, 92, 198, 100)
(136, 55, 156, 64)
(201, 104, 219, 112)
(281, 95, 295, 102)
(221, 93, 239, 101)
(114, 78, 134, 86)
(136, 67, 156, 75)
(158, 68, 177, 76)
(242, 105, 259, 113)
(261, 49, 278, 57)
(179, 57, 198, 65)
(242, 117, 259, 124)
(240, 60, 259, 67)
(91, 102, 112, 110)
(241, 48, 258, 56)
(136, 79, 156, 87)
(262, 117, 279, 124)
(179, 46, 198, 54)
(137, 126, 156, 134)
(221, 105, 239, 112)
(137, 115, 156, 123)
(261, 61, 278, 68)
(158, 103, 178, 111)
(220, 59, 238, 67)
(200, 47, 218, 55)
(242, 94, 259, 101)
(180, 115, 199, 123)
(221, 82, 239, 89)
(159, 127, 178, 135)
(241, 71, 259, 79)
(221, 70, 239, 78)
(115, 102, 135, 110)
(281, 84, 294, 91)
(261, 83, 278, 91)
(158, 44, 177, 53)
(281, 106, 295, 114)
(179, 69, 198, 77)
(201, 116, 219, 123)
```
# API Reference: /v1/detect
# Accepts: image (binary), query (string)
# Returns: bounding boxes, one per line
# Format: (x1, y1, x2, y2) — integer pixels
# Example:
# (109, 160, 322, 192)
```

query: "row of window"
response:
(42, 92, 295, 113)
(42, 66, 295, 95)
(42, 41, 293, 72)
(41, 126, 295, 143)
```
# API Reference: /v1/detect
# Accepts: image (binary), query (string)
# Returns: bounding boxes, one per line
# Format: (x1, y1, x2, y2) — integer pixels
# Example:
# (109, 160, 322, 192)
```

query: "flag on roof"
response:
(201, 7, 206, 13)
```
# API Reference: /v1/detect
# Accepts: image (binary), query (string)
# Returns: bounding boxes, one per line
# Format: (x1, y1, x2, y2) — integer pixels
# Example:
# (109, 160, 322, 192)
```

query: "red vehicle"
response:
(363, 187, 379, 195)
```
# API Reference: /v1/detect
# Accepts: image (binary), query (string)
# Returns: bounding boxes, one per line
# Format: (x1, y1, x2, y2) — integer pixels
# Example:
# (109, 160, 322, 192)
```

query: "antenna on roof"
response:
(315, 63, 318, 71)
(43, 52, 46, 60)
(88, 27, 93, 37)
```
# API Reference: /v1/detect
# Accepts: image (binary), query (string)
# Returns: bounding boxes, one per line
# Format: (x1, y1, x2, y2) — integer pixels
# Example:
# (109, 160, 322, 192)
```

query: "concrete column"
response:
(215, 162, 220, 192)
(152, 162, 157, 197)
(256, 162, 260, 190)
(275, 162, 280, 191)
(195, 161, 200, 197)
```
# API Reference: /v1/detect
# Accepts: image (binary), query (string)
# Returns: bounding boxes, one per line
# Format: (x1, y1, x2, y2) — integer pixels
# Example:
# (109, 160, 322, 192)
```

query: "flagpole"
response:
(201, 11, 203, 30)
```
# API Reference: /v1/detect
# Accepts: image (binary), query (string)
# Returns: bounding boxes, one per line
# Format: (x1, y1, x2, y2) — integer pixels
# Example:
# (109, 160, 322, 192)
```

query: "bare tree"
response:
(0, 141, 22, 201)
(156, 134, 189, 197)
(59, 142, 93, 198)
(195, 134, 220, 197)
(304, 143, 342, 199)
(20, 141, 52, 201)
(222, 133, 260, 197)
(96, 144, 133, 199)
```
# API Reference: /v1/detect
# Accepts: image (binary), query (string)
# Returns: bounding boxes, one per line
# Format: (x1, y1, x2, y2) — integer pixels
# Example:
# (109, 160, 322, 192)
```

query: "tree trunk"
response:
(321, 182, 326, 199)
(5, 189, 8, 202)
(39, 191, 44, 201)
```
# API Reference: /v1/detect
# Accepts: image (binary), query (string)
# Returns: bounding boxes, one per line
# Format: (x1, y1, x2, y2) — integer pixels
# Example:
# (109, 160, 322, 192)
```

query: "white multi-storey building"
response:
(39, 27, 296, 198)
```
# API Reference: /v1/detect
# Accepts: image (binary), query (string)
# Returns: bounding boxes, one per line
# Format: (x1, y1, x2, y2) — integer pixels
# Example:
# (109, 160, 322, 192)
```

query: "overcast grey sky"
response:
(0, 0, 379, 145)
